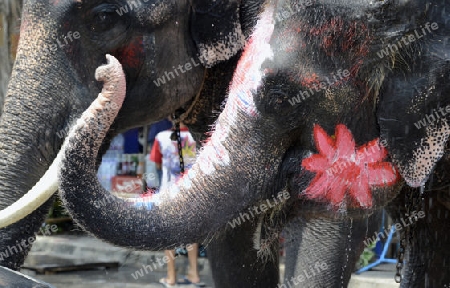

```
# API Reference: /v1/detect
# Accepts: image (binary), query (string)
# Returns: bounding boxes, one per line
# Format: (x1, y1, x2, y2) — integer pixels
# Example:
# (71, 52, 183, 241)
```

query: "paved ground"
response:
(349, 264, 399, 288)
(19, 235, 399, 288)
(22, 235, 213, 288)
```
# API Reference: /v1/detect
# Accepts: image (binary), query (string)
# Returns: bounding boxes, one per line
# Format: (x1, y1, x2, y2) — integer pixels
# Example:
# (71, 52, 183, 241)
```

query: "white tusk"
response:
(0, 145, 65, 228)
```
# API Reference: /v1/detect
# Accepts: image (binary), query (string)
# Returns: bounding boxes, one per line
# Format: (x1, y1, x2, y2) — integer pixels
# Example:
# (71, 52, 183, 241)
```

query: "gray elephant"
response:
(1, 0, 450, 288)
(0, 0, 290, 287)
(0, 0, 259, 275)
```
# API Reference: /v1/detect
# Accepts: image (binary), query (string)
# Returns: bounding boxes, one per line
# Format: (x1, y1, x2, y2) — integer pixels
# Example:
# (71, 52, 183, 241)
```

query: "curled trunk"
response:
(58, 10, 292, 249)
(59, 75, 290, 249)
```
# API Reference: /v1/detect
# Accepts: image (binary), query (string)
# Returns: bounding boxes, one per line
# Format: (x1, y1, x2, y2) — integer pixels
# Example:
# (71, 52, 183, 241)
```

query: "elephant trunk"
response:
(58, 10, 287, 249)
(282, 212, 381, 287)
(0, 3, 80, 269)
(59, 59, 287, 248)
(0, 94, 57, 269)
(0, 0, 106, 268)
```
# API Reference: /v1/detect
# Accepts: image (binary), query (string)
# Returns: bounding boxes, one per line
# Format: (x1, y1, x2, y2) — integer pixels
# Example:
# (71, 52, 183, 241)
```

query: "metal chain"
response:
(175, 121, 185, 174)
(171, 111, 185, 174)
(395, 187, 423, 283)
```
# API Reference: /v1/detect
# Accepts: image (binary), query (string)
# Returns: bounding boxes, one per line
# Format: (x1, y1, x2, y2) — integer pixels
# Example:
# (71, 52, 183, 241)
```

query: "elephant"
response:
(1, 0, 450, 288)
(0, 0, 261, 274)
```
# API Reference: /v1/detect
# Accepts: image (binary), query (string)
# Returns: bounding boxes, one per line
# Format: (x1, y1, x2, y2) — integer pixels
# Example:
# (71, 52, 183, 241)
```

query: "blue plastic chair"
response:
(356, 212, 397, 274)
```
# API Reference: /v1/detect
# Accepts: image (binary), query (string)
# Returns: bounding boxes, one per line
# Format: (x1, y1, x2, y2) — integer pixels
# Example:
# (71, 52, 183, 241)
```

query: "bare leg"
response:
(163, 250, 176, 285)
(187, 243, 200, 283)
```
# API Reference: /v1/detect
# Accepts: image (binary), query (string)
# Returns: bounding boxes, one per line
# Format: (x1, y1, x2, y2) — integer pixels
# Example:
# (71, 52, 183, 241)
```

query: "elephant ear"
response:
(378, 70, 450, 188)
(191, 0, 246, 68)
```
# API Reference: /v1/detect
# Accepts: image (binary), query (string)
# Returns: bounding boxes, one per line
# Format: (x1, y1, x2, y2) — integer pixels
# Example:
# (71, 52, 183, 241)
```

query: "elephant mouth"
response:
(169, 86, 204, 126)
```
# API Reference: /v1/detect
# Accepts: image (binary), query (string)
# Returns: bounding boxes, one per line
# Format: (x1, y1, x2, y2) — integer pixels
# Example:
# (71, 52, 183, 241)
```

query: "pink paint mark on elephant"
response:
(196, 7, 276, 176)
(112, 36, 144, 69)
(19, 16, 30, 35)
(307, 17, 370, 58)
(225, 6, 275, 123)
(301, 124, 399, 208)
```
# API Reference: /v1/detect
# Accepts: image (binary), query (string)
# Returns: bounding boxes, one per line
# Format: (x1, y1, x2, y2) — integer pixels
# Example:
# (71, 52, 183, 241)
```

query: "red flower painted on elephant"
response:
(302, 124, 399, 208)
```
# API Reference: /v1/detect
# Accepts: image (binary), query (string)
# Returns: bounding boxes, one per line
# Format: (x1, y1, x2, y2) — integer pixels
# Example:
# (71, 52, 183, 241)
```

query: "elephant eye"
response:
(97, 12, 108, 22)
(89, 5, 122, 33)
(91, 11, 117, 32)
(85, 3, 130, 50)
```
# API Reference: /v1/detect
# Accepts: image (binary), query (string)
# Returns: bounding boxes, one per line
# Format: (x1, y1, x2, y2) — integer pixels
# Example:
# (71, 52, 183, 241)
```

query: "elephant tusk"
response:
(0, 149, 63, 228)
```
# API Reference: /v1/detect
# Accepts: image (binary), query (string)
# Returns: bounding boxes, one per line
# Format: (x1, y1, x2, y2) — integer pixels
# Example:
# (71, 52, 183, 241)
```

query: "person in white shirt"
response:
(150, 120, 203, 287)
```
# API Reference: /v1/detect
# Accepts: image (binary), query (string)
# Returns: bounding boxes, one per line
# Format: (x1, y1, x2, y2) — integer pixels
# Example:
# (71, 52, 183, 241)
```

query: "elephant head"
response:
(0, 0, 261, 269)
(377, 33, 450, 187)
